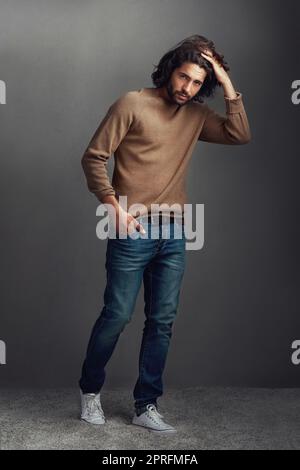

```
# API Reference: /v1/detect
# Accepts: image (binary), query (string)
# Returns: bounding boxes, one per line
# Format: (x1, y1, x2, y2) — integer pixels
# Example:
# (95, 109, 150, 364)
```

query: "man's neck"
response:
(154, 86, 175, 105)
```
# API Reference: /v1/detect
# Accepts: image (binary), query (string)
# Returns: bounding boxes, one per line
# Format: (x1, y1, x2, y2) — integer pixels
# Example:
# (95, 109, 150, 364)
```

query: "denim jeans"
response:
(79, 217, 186, 412)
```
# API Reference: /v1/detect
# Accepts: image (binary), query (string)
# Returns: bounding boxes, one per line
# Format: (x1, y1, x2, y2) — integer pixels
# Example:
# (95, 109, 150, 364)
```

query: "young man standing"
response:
(79, 35, 251, 433)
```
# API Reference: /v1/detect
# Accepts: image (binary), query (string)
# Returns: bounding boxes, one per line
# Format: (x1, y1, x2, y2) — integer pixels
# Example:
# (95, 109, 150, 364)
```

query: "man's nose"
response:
(182, 84, 192, 94)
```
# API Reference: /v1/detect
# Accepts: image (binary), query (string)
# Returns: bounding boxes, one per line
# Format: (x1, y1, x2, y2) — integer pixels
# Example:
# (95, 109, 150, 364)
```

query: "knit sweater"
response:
(81, 87, 251, 217)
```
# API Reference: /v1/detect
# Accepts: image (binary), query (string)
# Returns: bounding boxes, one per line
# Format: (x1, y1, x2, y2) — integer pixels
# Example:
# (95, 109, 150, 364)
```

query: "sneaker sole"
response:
(80, 416, 106, 425)
(131, 422, 177, 433)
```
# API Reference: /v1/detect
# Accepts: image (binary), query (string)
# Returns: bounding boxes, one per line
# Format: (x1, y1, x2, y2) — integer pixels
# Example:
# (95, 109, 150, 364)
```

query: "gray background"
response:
(0, 0, 299, 389)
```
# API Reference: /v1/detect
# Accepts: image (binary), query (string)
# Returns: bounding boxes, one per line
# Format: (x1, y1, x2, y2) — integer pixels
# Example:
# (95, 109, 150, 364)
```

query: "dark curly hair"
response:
(151, 35, 230, 103)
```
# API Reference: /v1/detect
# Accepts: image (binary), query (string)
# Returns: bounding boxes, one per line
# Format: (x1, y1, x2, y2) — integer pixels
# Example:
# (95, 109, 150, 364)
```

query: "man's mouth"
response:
(177, 93, 188, 100)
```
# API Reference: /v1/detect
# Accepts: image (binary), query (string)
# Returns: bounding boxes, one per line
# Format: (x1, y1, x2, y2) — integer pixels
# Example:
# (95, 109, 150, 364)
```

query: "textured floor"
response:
(0, 387, 300, 450)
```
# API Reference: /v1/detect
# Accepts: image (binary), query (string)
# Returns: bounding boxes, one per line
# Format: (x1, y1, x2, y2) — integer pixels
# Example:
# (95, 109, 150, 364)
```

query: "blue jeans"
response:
(79, 218, 186, 412)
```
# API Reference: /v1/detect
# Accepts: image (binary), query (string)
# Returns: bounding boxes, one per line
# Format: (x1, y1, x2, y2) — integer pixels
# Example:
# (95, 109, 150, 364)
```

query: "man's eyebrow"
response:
(179, 72, 203, 84)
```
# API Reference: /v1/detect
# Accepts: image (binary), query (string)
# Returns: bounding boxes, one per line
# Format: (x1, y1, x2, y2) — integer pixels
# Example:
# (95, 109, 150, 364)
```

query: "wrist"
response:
(102, 195, 121, 214)
(222, 82, 238, 100)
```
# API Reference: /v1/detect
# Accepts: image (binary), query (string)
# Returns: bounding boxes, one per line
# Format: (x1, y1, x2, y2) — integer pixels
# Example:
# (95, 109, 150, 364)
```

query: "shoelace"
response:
(146, 404, 164, 421)
(86, 394, 104, 417)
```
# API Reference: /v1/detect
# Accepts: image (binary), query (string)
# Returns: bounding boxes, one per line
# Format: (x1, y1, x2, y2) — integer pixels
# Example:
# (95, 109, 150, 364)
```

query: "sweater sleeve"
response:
(81, 94, 135, 202)
(198, 92, 251, 145)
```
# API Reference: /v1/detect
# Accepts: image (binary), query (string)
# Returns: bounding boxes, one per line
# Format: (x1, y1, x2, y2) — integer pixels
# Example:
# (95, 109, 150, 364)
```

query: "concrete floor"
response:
(0, 387, 300, 450)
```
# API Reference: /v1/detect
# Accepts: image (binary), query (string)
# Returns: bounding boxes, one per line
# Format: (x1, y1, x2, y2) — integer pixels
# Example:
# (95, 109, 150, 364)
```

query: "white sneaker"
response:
(132, 404, 176, 433)
(80, 390, 105, 425)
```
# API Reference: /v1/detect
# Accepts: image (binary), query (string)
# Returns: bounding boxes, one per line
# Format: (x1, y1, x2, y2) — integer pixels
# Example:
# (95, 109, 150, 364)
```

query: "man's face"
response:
(166, 62, 207, 106)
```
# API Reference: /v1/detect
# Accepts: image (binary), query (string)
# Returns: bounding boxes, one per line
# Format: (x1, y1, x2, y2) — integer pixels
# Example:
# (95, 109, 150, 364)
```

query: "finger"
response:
(201, 52, 212, 61)
(136, 223, 146, 235)
(127, 218, 137, 235)
(128, 217, 146, 235)
(201, 49, 213, 56)
(201, 52, 221, 67)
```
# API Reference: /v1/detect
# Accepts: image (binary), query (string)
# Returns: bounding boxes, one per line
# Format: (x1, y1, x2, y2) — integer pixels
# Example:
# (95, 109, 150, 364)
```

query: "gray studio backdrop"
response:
(1, 0, 299, 388)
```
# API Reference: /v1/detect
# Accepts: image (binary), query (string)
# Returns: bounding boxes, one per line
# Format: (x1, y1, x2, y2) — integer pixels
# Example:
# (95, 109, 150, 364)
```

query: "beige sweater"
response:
(81, 87, 251, 217)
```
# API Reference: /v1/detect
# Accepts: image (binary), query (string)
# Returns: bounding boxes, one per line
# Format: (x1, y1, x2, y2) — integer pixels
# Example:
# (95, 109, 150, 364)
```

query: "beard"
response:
(166, 81, 191, 106)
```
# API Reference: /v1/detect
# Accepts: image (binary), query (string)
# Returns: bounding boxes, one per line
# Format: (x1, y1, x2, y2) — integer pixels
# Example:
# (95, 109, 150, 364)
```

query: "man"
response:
(79, 35, 251, 433)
